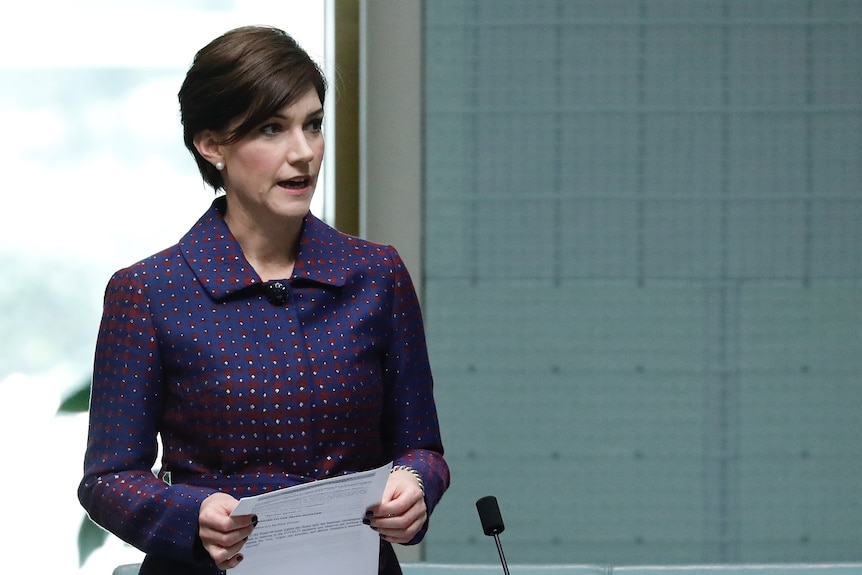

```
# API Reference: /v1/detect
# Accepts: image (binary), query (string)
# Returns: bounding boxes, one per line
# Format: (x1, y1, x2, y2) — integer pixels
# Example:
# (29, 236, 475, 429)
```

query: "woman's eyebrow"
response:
(271, 106, 325, 121)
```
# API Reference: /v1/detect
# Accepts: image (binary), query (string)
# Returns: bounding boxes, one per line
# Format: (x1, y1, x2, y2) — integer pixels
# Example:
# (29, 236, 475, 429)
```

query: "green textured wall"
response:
(421, 0, 862, 564)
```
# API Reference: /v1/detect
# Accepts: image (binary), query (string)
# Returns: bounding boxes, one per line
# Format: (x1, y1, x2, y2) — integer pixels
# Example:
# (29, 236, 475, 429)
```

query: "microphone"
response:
(476, 496, 510, 575)
(264, 280, 288, 305)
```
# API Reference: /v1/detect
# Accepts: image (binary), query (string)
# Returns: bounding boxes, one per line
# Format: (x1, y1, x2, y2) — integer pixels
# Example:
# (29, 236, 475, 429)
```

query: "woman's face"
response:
(219, 87, 324, 223)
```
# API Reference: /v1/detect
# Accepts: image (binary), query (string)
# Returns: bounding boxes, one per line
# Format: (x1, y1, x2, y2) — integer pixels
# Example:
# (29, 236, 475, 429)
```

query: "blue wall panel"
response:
(422, 0, 862, 564)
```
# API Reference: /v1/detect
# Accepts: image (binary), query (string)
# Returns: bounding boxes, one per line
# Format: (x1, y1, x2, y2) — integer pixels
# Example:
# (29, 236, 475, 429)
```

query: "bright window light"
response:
(0, 3, 329, 573)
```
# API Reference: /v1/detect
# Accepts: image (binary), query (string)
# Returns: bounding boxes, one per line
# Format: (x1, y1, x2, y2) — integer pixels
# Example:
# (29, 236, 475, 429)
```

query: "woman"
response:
(78, 25, 449, 575)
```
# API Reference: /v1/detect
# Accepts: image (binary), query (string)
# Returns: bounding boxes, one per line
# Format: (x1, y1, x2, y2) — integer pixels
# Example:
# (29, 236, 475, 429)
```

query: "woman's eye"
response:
(307, 118, 323, 133)
(261, 123, 281, 135)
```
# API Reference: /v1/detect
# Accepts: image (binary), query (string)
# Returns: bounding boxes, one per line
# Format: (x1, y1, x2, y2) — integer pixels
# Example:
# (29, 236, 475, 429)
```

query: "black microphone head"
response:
(476, 495, 505, 536)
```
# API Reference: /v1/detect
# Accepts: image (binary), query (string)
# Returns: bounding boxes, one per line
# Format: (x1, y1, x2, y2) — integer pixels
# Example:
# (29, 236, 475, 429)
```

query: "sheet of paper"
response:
(230, 462, 392, 574)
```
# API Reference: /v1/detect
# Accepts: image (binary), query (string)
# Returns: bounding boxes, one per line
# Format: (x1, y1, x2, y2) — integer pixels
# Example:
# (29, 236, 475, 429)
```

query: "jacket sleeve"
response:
(78, 267, 218, 565)
(379, 247, 451, 544)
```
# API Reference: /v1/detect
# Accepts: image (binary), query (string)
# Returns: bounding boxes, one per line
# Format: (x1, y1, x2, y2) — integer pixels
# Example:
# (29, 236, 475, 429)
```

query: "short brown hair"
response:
(178, 26, 327, 190)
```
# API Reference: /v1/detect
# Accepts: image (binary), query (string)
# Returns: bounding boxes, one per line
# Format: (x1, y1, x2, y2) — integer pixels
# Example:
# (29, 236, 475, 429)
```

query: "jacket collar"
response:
(179, 197, 348, 302)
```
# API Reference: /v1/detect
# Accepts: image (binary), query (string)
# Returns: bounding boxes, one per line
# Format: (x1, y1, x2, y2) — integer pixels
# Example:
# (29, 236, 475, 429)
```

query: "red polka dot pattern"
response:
(78, 198, 449, 566)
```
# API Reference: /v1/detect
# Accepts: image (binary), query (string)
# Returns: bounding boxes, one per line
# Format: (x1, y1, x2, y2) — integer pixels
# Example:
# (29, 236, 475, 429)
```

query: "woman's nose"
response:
(287, 130, 315, 164)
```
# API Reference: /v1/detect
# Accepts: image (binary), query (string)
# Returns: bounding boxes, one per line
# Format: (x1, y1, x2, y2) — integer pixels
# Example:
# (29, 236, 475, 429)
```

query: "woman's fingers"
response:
(212, 540, 247, 570)
(370, 511, 426, 544)
(199, 492, 257, 569)
(365, 479, 427, 544)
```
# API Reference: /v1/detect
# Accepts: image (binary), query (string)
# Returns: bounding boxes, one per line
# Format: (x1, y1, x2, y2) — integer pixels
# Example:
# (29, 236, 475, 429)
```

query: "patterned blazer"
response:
(79, 197, 449, 572)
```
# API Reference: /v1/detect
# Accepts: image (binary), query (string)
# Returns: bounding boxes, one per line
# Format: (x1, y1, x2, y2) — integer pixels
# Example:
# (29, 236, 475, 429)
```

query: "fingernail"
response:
(362, 518, 371, 525)
(365, 510, 374, 517)
(236, 554, 244, 563)
(252, 515, 259, 527)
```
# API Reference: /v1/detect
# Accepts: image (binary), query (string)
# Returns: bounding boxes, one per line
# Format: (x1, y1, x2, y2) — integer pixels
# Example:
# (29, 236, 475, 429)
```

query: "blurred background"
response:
(0, 1, 326, 572)
(419, 0, 862, 565)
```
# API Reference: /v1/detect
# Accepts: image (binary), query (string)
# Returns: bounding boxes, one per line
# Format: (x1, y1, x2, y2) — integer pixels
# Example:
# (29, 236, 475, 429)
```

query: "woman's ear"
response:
(193, 130, 224, 168)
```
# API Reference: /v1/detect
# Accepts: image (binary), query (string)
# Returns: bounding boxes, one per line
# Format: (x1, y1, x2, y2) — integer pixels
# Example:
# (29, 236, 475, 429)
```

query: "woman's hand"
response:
(364, 468, 427, 544)
(199, 492, 257, 570)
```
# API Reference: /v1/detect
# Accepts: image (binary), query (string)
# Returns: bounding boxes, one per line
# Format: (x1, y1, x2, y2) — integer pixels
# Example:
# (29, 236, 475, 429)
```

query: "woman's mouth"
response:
(279, 177, 311, 190)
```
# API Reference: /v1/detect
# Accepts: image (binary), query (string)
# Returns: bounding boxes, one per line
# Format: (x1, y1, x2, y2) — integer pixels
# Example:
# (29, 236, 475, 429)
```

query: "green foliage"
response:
(57, 377, 92, 414)
(77, 514, 109, 567)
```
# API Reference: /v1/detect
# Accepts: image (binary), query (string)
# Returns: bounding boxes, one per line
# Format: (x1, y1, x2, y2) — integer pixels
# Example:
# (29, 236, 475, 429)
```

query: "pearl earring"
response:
(215, 161, 224, 171)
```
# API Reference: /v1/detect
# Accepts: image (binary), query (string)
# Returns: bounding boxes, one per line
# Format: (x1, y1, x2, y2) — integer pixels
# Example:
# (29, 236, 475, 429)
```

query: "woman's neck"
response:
(223, 204, 302, 282)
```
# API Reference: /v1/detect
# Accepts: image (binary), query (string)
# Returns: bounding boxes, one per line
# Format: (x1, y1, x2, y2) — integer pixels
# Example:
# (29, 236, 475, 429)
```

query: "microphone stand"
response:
(476, 495, 511, 575)
(492, 531, 510, 575)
